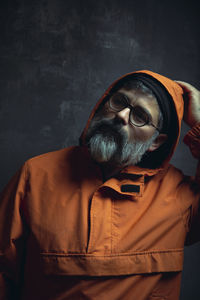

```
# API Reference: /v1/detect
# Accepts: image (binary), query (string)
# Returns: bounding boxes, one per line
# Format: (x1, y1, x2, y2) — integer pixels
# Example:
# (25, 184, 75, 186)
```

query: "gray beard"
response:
(85, 117, 159, 168)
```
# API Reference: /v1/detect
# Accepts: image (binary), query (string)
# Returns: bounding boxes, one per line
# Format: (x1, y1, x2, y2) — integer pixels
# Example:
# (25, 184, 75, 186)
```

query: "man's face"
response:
(85, 88, 161, 167)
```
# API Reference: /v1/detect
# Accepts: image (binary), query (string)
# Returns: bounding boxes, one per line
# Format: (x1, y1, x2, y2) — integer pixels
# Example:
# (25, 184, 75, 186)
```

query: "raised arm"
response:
(176, 81, 200, 182)
(175, 81, 200, 245)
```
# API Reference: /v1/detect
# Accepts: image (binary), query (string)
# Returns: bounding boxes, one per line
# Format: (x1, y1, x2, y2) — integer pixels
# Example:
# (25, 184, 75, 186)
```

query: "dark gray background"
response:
(0, 0, 199, 299)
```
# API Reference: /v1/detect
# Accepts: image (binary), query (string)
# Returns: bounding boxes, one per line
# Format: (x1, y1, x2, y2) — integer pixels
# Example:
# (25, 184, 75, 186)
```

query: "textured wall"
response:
(0, 0, 200, 298)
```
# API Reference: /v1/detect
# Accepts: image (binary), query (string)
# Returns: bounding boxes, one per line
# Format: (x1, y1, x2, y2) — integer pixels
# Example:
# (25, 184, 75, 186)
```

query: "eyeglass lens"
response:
(109, 93, 150, 127)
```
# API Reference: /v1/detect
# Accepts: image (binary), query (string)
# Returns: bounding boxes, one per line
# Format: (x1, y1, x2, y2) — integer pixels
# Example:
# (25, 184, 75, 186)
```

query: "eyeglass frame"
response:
(107, 92, 160, 132)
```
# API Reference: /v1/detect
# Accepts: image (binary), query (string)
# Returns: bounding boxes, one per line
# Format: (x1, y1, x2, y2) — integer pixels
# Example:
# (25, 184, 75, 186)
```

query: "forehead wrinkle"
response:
(117, 88, 156, 105)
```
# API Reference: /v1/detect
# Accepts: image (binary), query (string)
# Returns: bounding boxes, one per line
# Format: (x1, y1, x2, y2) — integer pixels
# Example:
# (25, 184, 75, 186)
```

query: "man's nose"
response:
(116, 107, 130, 125)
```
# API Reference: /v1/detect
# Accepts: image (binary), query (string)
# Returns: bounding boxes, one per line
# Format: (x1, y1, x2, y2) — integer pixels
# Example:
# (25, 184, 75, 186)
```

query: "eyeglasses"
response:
(108, 92, 160, 131)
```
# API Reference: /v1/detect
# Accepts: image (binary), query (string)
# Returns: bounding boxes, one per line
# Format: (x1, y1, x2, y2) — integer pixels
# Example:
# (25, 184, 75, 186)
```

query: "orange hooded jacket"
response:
(0, 70, 200, 300)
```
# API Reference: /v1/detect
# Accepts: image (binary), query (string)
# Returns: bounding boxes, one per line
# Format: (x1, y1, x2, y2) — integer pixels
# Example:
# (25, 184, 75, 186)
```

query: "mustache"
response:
(85, 117, 127, 145)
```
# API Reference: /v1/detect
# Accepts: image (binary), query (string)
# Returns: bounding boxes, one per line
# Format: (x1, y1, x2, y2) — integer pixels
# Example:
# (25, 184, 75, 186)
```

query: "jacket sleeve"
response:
(184, 123, 200, 182)
(183, 123, 200, 245)
(0, 163, 29, 300)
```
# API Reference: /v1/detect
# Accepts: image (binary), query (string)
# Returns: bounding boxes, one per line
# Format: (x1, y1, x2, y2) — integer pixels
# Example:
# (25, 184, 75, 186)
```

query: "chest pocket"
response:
(40, 248, 184, 277)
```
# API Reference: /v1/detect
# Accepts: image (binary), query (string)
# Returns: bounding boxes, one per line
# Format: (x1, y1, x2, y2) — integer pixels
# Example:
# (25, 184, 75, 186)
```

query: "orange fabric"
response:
(0, 71, 200, 300)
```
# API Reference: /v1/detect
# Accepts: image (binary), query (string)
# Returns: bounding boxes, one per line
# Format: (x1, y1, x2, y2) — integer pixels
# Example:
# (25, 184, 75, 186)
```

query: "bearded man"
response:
(0, 70, 200, 300)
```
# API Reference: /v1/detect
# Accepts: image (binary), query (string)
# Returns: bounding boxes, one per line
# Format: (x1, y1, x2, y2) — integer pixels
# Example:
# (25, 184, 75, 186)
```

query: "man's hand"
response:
(176, 81, 200, 128)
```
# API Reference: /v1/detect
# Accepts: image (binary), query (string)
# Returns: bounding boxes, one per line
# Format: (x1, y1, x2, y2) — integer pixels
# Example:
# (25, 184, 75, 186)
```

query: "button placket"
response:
(86, 190, 112, 254)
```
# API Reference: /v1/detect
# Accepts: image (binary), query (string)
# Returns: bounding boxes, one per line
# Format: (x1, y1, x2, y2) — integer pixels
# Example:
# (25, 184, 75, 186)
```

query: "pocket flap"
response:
(40, 248, 184, 276)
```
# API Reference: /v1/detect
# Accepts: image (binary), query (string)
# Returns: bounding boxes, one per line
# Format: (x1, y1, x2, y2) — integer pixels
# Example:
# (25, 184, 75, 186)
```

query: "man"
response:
(0, 70, 199, 300)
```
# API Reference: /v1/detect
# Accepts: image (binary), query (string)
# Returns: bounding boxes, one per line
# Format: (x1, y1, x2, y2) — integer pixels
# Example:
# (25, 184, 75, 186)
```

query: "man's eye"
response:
(110, 93, 127, 110)
(131, 106, 149, 125)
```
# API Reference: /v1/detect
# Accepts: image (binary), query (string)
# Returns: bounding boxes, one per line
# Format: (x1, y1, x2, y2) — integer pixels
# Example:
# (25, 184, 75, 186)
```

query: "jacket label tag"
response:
(121, 184, 140, 193)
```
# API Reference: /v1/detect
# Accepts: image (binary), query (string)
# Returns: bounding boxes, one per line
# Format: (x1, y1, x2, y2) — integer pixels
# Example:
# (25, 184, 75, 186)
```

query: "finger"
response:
(175, 80, 198, 94)
(175, 81, 192, 106)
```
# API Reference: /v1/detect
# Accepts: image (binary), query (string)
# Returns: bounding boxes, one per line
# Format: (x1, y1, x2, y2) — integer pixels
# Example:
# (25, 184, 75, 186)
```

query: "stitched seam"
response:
(41, 248, 183, 257)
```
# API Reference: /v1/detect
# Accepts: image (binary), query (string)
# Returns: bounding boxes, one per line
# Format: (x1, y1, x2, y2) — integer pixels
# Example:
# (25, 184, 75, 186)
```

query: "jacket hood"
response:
(80, 70, 184, 172)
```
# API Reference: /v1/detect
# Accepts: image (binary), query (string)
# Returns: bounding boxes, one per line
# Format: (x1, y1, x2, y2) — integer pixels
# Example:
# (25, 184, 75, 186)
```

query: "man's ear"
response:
(148, 134, 168, 152)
